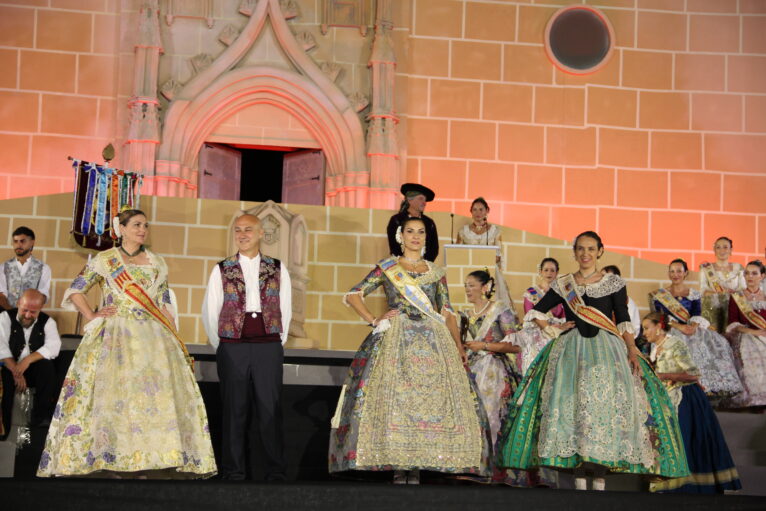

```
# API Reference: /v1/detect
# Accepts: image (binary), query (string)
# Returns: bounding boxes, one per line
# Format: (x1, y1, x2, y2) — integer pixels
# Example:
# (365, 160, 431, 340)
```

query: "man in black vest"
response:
(0, 289, 61, 437)
(386, 183, 440, 262)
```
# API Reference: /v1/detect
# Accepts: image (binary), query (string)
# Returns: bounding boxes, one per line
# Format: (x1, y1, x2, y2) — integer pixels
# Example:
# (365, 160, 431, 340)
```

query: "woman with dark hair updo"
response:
(459, 270, 536, 485)
(699, 236, 745, 333)
(642, 312, 741, 494)
(496, 231, 688, 491)
(723, 260, 766, 408)
(38, 209, 216, 478)
(330, 217, 491, 484)
(650, 259, 743, 402)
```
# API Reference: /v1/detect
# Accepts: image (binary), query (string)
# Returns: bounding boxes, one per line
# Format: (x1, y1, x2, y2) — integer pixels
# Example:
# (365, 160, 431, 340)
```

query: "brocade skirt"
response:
(496, 329, 689, 478)
(329, 314, 491, 475)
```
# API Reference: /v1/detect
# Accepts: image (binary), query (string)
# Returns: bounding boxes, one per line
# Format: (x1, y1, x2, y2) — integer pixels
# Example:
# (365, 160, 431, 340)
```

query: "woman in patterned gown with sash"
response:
(650, 259, 743, 402)
(329, 217, 491, 484)
(642, 312, 741, 494)
(515, 258, 569, 376)
(700, 237, 745, 333)
(38, 209, 216, 478)
(496, 231, 688, 491)
(724, 260, 766, 408)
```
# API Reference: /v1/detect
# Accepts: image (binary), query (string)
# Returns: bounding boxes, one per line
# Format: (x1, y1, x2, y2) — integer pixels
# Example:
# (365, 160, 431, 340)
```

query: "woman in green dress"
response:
(496, 231, 688, 491)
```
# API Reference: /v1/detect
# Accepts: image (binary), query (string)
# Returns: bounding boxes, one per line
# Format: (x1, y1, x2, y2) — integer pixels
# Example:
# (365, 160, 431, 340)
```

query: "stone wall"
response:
(0, 193, 696, 350)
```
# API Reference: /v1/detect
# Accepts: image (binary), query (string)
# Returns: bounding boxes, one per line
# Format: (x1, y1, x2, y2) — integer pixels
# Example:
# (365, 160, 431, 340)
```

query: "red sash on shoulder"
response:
(731, 291, 766, 330)
(103, 250, 194, 370)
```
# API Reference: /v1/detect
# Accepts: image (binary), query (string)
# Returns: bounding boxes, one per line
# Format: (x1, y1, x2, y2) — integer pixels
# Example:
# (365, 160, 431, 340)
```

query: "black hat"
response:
(400, 183, 435, 202)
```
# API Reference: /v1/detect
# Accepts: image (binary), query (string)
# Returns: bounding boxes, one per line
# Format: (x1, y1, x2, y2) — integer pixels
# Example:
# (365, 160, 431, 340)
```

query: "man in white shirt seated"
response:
(0, 226, 52, 310)
(202, 214, 292, 481)
(0, 289, 61, 437)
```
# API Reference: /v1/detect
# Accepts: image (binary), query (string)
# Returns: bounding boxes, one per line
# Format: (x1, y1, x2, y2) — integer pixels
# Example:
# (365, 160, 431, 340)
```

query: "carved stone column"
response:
(123, 2, 167, 195)
(367, 0, 400, 209)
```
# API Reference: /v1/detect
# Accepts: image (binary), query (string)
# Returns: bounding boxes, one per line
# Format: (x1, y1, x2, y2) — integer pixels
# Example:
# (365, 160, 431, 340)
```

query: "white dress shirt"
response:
(0, 310, 61, 361)
(0, 256, 52, 303)
(627, 297, 641, 336)
(202, 253, 292, 348)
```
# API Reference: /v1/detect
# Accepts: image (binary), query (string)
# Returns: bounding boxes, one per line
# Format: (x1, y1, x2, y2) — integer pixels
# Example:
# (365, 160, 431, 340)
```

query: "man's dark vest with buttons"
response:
(7, 308, 49, 360)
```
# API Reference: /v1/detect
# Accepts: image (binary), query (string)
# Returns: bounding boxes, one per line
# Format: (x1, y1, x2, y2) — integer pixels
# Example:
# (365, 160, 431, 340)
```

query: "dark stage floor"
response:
(2, 479, 765, 511)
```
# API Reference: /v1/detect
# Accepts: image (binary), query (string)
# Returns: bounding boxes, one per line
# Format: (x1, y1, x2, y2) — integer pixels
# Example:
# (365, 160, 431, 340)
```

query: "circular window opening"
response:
(544, 6, 614, 75)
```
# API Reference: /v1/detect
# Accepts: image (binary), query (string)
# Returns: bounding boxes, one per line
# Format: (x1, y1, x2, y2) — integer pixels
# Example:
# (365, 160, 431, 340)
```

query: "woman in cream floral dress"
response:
(38, 209, 216, 478)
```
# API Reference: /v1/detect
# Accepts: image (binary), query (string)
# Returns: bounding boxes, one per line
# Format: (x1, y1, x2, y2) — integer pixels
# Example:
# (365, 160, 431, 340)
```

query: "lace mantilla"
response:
(551, 272, 626, 299)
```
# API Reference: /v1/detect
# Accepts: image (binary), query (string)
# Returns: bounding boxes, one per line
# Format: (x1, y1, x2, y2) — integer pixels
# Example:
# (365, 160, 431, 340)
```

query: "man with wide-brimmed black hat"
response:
(386, 183, 440, 262)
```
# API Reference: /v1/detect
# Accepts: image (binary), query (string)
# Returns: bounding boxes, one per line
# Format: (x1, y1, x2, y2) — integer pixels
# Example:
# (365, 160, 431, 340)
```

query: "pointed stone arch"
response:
(155, 0, 369, 206)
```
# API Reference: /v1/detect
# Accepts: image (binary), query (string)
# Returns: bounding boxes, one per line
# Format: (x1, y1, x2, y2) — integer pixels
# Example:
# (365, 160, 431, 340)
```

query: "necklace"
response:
(745, 287, 761, 297)
(653, 333, 667, 359)
(471, 300, 491, 317)
(401, 255, 423, 265)
(120, 244, 144, 258)
(578, 269, 598, 280)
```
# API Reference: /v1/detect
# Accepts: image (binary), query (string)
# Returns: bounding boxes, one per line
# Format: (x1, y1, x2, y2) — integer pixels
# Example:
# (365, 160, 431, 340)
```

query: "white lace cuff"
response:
(617, 321, 636, 335)
(342, 290, 364, 307)
(61, 288, 85, 312)
(523, 309, 549, 323)
(373, 318, 391, 335)
(689, 316, 711, 329)
(726, 321, 745, 334)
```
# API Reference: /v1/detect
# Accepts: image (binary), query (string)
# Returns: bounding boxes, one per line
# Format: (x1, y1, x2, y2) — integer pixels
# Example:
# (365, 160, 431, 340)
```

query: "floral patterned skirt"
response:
(496, 329, 689, 478)
(329, 314, 491, 475)
(37, 316, 217, 478)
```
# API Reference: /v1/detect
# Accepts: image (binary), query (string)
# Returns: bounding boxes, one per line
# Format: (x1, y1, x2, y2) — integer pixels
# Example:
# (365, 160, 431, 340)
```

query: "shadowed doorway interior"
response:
(198, 143, 325, 205)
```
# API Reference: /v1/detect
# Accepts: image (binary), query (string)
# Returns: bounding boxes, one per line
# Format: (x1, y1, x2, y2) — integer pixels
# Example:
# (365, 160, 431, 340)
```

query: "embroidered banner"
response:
(651, 288, 691, 323)
(70, 159, 143, 252)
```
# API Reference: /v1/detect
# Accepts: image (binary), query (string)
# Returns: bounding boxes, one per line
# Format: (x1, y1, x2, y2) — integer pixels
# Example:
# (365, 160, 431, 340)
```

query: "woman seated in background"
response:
(724, 260, 766, 409)
(514, 258, 570, 375)
(460, 270, 541, 486)
(456, 198, 513, 310)
(650, 259, 743, 402)
(643, 312, 741, 494)
(700, 237, 745, 333)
